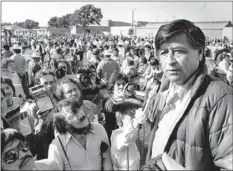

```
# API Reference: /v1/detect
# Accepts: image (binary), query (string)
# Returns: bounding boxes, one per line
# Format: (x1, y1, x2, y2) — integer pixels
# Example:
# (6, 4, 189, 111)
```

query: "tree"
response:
(24, 19, 39, 29)
(14, 22, 25, 28)
(60, 14, 72, 28)
(47, 14, 71, 28)
(70, 4, 103, 32)
(1, 22, 13, 26)
(48, 16, 61, 28)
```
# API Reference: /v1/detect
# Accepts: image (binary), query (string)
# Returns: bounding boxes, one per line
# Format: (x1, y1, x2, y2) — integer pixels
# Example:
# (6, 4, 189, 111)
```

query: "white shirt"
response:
(151, 85, 191, 158)
(111, 127, 140, 170)
(48, 123, 112, 170)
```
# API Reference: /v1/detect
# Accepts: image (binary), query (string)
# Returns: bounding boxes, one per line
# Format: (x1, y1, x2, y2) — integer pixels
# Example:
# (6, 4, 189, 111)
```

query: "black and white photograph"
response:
(1, 1, 233, 170)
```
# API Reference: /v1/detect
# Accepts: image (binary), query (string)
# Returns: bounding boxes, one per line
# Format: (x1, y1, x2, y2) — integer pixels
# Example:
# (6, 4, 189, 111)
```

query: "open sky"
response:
(2, 1, 232, 26)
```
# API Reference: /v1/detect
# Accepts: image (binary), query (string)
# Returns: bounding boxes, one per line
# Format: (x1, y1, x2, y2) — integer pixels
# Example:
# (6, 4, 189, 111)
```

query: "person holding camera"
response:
(27, 69, 59, 159)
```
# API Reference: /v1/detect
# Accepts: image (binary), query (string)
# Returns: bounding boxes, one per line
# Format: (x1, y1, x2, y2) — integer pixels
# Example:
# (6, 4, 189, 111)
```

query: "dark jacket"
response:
(146, 63, 233, 170)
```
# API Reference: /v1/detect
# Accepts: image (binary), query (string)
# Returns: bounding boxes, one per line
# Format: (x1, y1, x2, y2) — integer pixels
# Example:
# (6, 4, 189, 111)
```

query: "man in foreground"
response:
(48, 98, 113, 170)
(144, 19, 232, 170)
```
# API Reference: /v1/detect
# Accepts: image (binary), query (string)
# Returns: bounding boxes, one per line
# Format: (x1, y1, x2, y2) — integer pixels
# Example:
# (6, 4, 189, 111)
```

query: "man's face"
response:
(7, 62, 16, 72)
(40, 75, 56, 93)
(2, 83, 14, 103)
(1, 139, 34, 170)
(1, 91, 7, 117)
(61, 105, 89, 129)
(62, 82, 82, 100)
(114, 79, 127, 96)
(158, 34, 202, 85)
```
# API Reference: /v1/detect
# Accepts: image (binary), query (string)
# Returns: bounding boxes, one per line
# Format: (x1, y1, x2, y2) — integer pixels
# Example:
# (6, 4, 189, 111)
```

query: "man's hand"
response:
(36, 110, 50, 121)
(134, 108, 147, 124)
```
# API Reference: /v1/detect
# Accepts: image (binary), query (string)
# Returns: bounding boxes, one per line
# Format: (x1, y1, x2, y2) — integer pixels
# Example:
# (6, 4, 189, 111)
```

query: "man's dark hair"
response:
(13, 49, 21, 54)
(1, 128, 25, 154)
(34, 69, 55, 85)
(107, 71, 129, 91)
(1, 77, 16, 97)
(155, 19, 206, 62)
(57, 98, 83, 113)
(112, 100, 142, 114)
(3, 45, 10, 50)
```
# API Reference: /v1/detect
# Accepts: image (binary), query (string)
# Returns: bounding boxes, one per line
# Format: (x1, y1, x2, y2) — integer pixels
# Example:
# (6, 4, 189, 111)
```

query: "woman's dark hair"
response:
(1, 128, 25, 154)
(155, 19, 206, 63)
(56, 76, 83, 100)
(1, 77, 16, 97)
(107, 71, 129, 92)
(34, 69, 55, 85)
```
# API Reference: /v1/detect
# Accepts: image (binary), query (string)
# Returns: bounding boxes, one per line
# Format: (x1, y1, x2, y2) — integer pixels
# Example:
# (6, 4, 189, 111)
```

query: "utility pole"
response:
(132, 8, 136, 34)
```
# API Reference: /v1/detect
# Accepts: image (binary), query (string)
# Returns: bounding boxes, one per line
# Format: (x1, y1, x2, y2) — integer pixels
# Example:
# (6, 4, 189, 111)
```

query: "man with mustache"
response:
(48, 99, 112, 170)
(144, 19, 233, 170)
(1, 128, 57, 170)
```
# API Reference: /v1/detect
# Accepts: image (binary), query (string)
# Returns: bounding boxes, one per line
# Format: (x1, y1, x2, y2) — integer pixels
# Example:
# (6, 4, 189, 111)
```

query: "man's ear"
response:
(198, 49, 203, 61)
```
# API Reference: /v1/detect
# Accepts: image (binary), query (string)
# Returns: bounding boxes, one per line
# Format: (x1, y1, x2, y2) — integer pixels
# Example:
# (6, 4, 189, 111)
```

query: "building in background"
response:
(71, 20, 132, 36)
(136, 20, 233, 40)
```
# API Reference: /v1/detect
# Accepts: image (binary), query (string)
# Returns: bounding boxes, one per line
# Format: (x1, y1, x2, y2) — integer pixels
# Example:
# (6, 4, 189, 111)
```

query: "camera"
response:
(124, 82, 145, 101)
(77, 68, 94, 87)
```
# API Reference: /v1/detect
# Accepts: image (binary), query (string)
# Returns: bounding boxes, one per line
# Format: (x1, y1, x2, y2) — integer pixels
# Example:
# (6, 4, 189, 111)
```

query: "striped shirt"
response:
(5, 97, 21, 131)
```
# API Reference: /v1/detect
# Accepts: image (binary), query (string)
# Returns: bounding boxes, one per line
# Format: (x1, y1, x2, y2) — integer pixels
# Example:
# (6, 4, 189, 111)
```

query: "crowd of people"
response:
(1, 19, 233, 170)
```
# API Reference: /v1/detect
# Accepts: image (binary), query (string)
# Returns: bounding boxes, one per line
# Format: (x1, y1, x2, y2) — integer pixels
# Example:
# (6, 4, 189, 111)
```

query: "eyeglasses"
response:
(1, 143, 30, 164)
